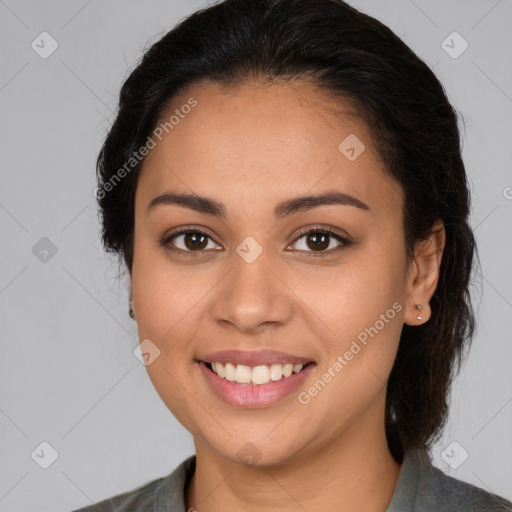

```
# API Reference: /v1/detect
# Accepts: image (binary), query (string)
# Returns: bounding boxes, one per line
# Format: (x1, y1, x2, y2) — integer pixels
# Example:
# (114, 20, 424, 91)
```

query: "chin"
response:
(207, 436, 304, 469)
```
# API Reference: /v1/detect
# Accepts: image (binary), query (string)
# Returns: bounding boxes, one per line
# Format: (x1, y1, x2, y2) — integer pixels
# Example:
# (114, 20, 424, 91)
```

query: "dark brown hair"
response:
(96, 0, 477, 463)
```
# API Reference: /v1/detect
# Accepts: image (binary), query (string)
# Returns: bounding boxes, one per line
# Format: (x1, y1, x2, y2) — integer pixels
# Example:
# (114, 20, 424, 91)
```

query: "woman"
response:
(74, 0, 512, 510)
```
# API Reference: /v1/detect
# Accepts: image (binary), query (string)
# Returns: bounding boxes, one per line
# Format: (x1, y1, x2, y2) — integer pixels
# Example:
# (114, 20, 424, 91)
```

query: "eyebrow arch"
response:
(146, 190, 370, 218)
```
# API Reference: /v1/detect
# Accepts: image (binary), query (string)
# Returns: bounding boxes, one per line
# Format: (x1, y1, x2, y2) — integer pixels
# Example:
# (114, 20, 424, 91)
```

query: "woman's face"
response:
(131, 81, 413, 466)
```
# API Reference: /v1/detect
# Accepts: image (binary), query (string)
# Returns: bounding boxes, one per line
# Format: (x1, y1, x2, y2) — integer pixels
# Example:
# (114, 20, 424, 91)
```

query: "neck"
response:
(186, 399, 401, 512)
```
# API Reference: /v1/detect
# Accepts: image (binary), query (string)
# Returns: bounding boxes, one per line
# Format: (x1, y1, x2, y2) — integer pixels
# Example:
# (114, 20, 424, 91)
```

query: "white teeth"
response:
(215, 362, 226, 378)
(270, 364, 283, 381)
(252, 365, 271, 384)
(208, 361, 306, 384)
(234, 364, 252, 383)
(224, 362, 236, 381)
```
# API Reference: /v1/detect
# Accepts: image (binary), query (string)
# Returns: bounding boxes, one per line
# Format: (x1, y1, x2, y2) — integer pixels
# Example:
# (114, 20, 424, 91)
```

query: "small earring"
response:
(129, 299, 135, 319)
(416, 304, 423, 321)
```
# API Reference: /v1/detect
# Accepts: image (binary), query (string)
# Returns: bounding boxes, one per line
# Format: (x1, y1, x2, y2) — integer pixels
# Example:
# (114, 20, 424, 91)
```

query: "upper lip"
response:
(199, 350, 314, 366)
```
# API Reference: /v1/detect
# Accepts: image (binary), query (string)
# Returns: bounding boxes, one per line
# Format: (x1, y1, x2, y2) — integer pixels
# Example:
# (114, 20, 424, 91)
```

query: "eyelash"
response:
(160, 225, 353, 258)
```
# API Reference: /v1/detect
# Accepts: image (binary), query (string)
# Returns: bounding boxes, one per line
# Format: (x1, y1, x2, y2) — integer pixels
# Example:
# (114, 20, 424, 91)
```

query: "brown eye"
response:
(162, 229, 221, 254)
(290, 228, 353, 255)
(305, 232, 330, 251)
(182, 232, 208, 250)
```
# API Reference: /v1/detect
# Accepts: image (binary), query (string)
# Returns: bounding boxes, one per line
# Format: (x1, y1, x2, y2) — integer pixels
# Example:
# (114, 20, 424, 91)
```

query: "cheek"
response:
(143, 356, 204, 437)
(298, 290, 403, 424)
(131, 251, 207, 431)
(297, 246, 405, 391)
(131, 246, 206, 366)
(292, 249, 405, 337)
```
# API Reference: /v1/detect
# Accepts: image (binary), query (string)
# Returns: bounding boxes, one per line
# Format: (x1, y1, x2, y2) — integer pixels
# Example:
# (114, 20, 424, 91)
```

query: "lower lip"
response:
(198, 361, 315, 408)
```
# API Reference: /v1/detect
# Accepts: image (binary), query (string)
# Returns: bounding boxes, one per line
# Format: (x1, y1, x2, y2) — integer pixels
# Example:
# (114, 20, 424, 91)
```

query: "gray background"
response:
(0, 0, 511, 510)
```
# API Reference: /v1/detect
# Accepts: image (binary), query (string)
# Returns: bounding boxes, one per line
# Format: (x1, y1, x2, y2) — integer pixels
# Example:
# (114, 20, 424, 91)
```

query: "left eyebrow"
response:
(273, 190, 370, 218)
(146, 189, 370, 218)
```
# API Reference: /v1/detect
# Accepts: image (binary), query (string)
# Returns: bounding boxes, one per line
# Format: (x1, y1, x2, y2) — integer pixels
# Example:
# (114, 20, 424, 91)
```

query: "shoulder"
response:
(70, 455, 196, 512)
(70, 475, 165, 512)
(413, 450, 512, 511)
(426, 465, 511, 511)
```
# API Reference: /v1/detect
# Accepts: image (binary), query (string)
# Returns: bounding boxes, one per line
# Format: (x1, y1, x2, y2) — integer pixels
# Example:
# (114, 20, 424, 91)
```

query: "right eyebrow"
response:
(147, 192, 227, 217)
(146, 189, 370, 218)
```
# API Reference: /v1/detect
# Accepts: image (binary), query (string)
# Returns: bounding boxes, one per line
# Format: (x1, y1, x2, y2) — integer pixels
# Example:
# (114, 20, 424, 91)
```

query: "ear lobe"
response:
(404, 219, 446, 326)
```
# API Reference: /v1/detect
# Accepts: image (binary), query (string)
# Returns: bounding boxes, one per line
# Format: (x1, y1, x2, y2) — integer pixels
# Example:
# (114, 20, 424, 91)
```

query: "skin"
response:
(130, 80, 445, 512)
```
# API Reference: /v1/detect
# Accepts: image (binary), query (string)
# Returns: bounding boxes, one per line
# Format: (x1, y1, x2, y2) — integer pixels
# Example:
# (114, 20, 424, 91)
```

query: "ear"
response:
(404, 218, 446, 326)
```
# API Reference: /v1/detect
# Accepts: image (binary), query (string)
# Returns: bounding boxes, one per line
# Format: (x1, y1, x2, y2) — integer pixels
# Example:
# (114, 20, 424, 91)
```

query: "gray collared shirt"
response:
(71, 449, 512, 511)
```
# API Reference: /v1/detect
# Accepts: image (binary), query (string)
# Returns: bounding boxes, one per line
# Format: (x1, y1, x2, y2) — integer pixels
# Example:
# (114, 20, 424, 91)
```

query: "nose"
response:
(210, 246, 294, 335)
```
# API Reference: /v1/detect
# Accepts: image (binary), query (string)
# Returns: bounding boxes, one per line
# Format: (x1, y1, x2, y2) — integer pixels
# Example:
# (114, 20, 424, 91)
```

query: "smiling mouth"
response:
(203, 361, 315, 385)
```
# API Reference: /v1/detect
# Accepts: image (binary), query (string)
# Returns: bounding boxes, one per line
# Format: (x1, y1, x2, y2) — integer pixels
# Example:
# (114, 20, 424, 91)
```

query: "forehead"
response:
(136, 81, 402, 214)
